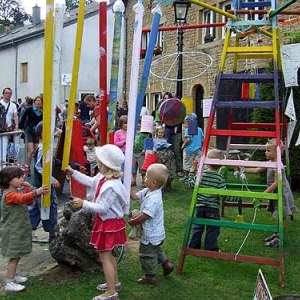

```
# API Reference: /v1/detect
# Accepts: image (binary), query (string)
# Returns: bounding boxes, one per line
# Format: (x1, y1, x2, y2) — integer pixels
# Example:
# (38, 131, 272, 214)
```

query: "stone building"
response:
(124, 0, 300, 147)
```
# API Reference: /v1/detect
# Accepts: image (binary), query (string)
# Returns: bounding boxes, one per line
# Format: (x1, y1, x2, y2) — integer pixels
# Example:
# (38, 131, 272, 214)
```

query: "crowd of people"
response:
(0, 87, 295, 299)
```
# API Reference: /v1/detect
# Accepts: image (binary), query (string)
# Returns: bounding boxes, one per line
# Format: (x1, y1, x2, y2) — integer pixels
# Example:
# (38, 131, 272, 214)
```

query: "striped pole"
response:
(135, 4, 161, 132)
(62, 0, 86, 169)
(107, 0, 125, 139)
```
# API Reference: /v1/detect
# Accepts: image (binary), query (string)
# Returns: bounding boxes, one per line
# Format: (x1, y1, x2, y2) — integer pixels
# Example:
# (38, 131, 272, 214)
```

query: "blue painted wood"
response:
(220, 73, 274, 83)
(215, 101, 276, 108)
(238, 1, 271, 9)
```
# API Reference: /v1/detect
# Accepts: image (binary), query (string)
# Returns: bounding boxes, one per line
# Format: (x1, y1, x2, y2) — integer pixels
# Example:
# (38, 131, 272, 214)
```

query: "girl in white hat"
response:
(66, 144, 129, 300)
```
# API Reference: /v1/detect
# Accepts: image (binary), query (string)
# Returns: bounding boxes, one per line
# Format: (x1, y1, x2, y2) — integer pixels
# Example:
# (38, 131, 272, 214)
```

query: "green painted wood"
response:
(190, 217, 278, 232)
(269, 0, 297, 18)
(197, 187, 279, 200)
(226, 183, 267, 191)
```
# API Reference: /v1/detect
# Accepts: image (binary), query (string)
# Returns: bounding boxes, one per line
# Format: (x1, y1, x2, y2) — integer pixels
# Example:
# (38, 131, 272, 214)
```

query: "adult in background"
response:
(85, 95, 101, 139)
(140, 98, 149, 116)
(78, 96, 91, 126)
(0, 87, 18, 166)
(19, 95, 43, 176)
(119, 100, 128, 117)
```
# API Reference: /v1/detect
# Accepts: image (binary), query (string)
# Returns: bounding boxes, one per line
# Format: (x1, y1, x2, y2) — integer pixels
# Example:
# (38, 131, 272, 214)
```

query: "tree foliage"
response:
(0, 0, 30, 26)
(65, 0, 95, 11)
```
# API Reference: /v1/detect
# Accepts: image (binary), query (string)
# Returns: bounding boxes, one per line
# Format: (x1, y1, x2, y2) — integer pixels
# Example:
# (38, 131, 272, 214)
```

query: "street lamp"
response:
(173, 0, 190, 100)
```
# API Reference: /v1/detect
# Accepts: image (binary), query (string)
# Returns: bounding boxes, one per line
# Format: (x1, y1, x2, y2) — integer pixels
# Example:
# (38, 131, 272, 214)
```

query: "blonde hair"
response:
(86, 138, 95, 145)
(207, 148, 224, 170)
(96, 157, 123, 179)
(148, 163, 168, 188)
(266, 138, 284, 150)
(155, 126, 166, 138)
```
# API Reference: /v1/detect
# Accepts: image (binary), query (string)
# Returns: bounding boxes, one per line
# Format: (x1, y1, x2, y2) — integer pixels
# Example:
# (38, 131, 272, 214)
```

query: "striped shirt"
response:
(188, 170, 237, 209)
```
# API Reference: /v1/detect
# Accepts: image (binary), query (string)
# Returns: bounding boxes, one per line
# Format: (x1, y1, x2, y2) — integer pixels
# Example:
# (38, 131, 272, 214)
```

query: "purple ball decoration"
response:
(158, 98, 187, 126)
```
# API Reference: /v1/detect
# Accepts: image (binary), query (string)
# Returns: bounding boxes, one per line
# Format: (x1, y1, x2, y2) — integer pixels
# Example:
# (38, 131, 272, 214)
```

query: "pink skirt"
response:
(90, 215, 127, 252)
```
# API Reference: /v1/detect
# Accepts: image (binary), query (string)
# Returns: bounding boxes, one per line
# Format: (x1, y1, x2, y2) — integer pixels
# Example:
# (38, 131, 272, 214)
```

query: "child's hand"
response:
(21, 181, 31, 188)
(73, 197, 84, 209)
(127, 219, 134, 227)
(65, 166, 74, 174)
(36, 185, 50, 196)
(52, 180, 60, 189)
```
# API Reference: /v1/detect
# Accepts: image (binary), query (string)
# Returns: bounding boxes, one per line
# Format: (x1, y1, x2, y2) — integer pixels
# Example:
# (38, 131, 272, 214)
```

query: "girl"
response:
(19, 95, 43, 176)
(67, 144, 129, 300)
(0, 166, 49, 292)
(114, 115, 127, 153)
(153, 126, 176, 192)
(243, 138, 296, 247)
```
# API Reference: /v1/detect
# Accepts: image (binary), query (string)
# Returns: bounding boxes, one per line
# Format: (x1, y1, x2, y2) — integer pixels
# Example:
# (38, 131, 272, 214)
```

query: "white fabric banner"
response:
(287, 121, 297, 148)
(285, 89, 297, 121)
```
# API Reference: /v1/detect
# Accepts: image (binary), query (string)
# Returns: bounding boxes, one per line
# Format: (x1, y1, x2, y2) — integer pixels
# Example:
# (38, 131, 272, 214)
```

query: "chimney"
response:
(4, 22, 10, 33)
(32, 5, 41, 25)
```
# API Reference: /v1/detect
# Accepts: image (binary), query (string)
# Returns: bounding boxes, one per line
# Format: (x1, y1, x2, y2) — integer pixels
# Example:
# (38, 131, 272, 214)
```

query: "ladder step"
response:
(210, 129, 276, 138)
(230, 122, 282, 129)
(227, 46, 273, 53)
(229, 143, 267, 150)
(215, 101, 276, 108)
(239, 1, 271, 9)
(236, 53, 273, 59)
(231, 20, 272, 27)
(220, 73, 274, 83)
(203, 158, 277, 169)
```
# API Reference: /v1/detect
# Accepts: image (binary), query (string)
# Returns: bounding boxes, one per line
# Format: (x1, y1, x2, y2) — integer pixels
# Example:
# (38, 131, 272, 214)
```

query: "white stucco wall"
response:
(0, 8, 125, 106)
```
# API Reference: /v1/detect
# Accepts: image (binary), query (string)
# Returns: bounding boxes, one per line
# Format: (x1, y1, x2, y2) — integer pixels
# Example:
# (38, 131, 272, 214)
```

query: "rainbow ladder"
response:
(178, 0, 297, 287)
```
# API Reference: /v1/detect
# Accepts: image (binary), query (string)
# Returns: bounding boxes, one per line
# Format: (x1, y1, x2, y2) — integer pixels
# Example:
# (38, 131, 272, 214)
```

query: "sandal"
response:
(264, 234, 278, 242)
(265, 237, 279, 247)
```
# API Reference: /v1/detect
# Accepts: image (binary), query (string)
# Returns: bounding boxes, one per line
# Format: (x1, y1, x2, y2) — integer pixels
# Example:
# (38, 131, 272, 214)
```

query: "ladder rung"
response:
(203, 158, 277, 169)
(239, 1, 271, 9)
(227, 46, 273, 53)
(229, 143, 267, 150)
(236, 53, 273, 59)
(220, 73, 274, 83)
(190, 217, 277, 231)
(231, 122, 282, 129)
(210, 129, 276, 138)
(215, 101, 276, 108)
(197, 187, 278, 200)
(231, 20, 272, 27)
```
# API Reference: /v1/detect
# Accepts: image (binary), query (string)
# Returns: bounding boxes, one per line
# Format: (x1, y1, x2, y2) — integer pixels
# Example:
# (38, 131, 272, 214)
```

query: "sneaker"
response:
(179, 176, 187, 183)
(97, 282, 122, 292)
(4, 281, 25, 292)
(14, 274, 28, 283)
(162, 260, 174, 277)
(93, 292, 119, 300)
(136, 275, 157, 284)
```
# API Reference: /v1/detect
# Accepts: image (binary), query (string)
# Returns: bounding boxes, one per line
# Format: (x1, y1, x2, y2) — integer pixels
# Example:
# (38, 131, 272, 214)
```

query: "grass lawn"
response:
(4, 177, 300, 300)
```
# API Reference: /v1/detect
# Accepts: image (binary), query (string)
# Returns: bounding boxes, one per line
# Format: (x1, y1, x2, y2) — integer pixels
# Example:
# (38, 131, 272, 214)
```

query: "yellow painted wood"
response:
(62, 0, 86, 170)
(227, 46, 273, 53)
(219, 29, 232, 72)
(236, 53, 273, 59)
(42, 0, 54, 207)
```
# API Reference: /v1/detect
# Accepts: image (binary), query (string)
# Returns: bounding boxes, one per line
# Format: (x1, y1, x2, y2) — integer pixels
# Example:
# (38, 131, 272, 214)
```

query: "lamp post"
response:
(173, 0, 190, 100)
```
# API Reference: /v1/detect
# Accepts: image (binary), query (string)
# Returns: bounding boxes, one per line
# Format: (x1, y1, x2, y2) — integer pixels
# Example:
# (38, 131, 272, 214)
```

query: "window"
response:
(222, 1, 235, 38)
(245, 0, 266, 21)
(202, 9, 216, 43)
(141, 25, 164, 54)
(20, 62, 28, 83)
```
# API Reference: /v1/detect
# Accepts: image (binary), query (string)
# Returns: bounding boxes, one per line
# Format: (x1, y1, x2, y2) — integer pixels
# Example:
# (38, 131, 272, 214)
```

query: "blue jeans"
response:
(189, 206, 220, 251)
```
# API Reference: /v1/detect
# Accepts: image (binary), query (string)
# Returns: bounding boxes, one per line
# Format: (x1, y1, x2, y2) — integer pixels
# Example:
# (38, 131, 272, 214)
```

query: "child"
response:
(129, 163, 174, 284)
(242, 138, 296, 247)
(29, 121, 61, 244)
(68, 144, 129, 300)
(114, 115, 136, 186)
(83, 137, 97, 177)
(180, 113, 204, 183)
(0, 166, 49, 292)
(188, 149, 238, 252)
(153, 126, 176, 192)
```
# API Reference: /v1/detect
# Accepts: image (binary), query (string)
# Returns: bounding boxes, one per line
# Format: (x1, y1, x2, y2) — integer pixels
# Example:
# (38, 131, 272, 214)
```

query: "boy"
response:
(128, 163, 174, 284)
(188, 149, 238, 252)
(180, 113, 204, 183)
(29, 121, 60, 244)
(83, 138, 97, 177)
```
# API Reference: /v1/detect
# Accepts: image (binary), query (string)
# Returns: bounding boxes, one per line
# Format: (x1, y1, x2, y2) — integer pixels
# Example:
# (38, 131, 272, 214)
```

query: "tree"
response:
(0, 0, 30, 26)
(65, 0, 95, 11)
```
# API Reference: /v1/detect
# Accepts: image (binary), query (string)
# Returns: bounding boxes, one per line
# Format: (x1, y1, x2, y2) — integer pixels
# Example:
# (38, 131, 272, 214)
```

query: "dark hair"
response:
(0, 166, 24, 189)
(34, 95, 43, 103)
(2, 87, 12, 95)
(163, 92, 173, 99)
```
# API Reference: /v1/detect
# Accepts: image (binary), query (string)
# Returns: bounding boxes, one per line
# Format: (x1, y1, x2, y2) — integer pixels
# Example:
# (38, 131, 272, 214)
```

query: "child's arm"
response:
(181, 137, 190, 150)
(264, 169, 278, 193)
(128, 212, 149, 226)
(130, 190, 139, 201)
(114, 131, 126, 147)
(65, 165, 94, 187)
